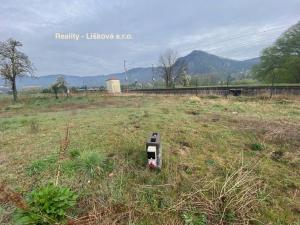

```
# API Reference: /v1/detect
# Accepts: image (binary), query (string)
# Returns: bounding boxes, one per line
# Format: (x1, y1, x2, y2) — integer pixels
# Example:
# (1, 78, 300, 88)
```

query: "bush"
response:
(14, 184, 77, 225)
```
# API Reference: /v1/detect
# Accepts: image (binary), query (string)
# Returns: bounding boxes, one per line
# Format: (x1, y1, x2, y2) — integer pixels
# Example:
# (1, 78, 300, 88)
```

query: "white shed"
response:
(106, 77, 121, 94)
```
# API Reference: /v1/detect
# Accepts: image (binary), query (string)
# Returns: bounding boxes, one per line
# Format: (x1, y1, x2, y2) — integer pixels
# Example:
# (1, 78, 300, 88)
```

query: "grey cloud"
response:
(1, 0, 299, 75)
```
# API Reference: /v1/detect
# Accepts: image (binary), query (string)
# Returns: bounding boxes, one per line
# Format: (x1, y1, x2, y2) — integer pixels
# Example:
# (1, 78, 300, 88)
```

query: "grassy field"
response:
(0, 93, 299, 224)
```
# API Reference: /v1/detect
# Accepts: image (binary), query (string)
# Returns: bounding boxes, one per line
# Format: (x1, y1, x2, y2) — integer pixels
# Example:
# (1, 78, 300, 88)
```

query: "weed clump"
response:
(14, 184, 77, 225)
(250, 143, 264, 151)
(69, 149, 80, 158)
(173, 164, 264, 225)
(78, 152, 107, 177)
(182, 211, 208, 225)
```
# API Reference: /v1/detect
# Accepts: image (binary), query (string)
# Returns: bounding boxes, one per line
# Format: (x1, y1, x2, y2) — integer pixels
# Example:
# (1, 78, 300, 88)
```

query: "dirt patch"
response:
(171, 147, 190, 156)
(230, 116, 300, 168)
(178, 141, 192, 148)
(211, 117, 220, 122)
(171, 141, 192, 156)
(227, 117, 300, 147)
(270, 151, 284, 161)
(185, 110, 200, 115)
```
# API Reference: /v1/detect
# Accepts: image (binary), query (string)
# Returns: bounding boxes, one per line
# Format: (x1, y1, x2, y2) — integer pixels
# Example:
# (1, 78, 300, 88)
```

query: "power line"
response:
(180, 25, 290, 55)
(124, 59, 128, 81)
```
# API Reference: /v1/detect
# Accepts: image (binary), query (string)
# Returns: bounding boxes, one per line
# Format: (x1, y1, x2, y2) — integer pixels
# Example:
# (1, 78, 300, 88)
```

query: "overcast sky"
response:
(1, 0, 300, 76)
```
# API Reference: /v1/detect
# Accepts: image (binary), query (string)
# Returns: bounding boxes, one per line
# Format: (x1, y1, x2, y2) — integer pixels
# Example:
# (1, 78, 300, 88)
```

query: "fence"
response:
(128, 85, 300, 96)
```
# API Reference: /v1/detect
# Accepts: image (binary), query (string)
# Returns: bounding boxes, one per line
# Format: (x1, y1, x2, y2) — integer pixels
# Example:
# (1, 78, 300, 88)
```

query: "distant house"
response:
(106, 77, 121, 94)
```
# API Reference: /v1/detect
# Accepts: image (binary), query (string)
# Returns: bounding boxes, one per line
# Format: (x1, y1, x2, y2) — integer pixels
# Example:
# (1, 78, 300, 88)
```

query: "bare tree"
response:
(0, 38, 34, 101)
(158, 49, 187, 88)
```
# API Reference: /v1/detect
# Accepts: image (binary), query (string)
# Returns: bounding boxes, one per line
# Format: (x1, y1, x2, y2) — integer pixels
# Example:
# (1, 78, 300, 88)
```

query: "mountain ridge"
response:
(0, 50, 260, 89)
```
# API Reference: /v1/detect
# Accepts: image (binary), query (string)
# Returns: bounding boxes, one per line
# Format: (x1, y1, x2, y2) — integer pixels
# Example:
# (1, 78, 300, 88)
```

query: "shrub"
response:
(14, 184, 77, 225)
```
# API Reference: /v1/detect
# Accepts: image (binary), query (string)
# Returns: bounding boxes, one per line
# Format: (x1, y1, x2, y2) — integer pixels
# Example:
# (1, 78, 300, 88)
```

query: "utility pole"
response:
(196, 77, 198, 96)
(151, 64, 155, 89)
(124, 60, 128, 93)
(270, 70, 277, 99)
(225, 75, 231, 98)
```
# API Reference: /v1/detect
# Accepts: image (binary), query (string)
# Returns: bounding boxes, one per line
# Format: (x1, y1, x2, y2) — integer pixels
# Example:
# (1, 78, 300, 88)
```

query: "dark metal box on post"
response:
(146, 132, 162, 169)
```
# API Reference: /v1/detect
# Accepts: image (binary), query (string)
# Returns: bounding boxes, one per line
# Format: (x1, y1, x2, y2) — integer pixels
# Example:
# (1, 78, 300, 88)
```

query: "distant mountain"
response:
(176, 50, 259, 78)
(0, 50, 260, 89)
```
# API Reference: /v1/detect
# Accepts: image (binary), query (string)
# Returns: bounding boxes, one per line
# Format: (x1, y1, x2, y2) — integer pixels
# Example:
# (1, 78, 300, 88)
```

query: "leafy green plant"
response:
(14, 184, 77, 225)
(250, 143, 264, 151)
(182, 212, 207, 225)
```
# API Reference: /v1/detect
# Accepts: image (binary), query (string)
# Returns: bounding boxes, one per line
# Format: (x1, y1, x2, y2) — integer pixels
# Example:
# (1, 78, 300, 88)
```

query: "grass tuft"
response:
(77, 151, 107, 177)
(69, 149, 81, 158)
(26, 155, 57, 176)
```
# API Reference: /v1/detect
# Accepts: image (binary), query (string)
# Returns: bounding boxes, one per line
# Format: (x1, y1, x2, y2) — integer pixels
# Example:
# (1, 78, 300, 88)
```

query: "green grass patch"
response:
(26, 155, 57, 176)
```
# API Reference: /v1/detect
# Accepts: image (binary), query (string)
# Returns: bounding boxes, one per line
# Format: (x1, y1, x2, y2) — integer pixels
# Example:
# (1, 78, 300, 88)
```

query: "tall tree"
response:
(51, 76, 68, 99)
(158, 49, 187, 88)
(179, 71, 191, 87)
(252, 21, 300, 84)
(0, 38, 34, 101)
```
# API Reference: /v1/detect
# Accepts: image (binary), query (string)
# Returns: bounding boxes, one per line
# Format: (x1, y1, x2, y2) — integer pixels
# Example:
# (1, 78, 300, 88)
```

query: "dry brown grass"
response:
(170, 162, 265, 225)
(0, 183, 27, 210)
(67, 202, 139, 225)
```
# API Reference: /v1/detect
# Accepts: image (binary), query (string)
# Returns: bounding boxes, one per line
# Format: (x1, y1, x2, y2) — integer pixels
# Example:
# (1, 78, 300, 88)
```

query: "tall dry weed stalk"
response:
(55, 124, 70, 186)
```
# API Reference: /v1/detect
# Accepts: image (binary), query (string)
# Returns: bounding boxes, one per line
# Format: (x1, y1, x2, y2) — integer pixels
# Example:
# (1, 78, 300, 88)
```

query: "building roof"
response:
(106, 76, 119, 81)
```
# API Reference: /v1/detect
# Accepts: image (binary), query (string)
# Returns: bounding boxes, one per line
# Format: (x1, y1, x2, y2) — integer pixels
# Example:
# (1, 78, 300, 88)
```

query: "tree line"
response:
(252, 21, 300, 84)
